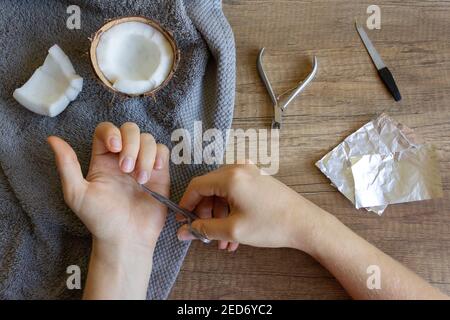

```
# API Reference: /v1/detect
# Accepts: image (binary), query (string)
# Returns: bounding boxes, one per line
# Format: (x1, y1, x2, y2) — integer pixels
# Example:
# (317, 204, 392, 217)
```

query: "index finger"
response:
(179, 172, 229, 211)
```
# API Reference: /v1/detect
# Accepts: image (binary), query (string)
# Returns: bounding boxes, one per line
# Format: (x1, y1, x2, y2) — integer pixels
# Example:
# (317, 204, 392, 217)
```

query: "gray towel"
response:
(0, 0, 235, 299)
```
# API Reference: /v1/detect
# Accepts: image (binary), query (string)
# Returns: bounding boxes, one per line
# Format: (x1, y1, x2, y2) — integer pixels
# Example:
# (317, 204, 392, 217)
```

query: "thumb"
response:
(177, 217, 234, 242)
(47, 136, 87, 209)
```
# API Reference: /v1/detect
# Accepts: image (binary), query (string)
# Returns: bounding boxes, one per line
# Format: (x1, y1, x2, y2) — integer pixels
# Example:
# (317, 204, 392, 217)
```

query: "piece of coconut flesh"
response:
(95, 21, 174, 95)
(13, 44, 83, 117)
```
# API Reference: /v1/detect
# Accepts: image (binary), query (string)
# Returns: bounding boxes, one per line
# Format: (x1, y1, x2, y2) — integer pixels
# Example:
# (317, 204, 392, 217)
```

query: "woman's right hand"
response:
(178, 165, 450, 300)
(177, 164, 328, 252)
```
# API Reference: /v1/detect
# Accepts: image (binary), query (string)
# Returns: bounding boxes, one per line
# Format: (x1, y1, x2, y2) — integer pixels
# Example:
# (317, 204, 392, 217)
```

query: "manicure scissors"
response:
(140, 184, 212, 244)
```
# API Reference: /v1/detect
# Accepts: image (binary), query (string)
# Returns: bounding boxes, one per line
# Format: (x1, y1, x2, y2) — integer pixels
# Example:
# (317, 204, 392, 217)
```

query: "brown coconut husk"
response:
(89, 16, 180, 98)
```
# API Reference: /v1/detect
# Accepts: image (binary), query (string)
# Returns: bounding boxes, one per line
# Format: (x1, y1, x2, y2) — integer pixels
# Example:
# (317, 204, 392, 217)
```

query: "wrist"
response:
(287, 196, 338, 255)
(83, 239, 155, 300)
(92, 240, 155, 273)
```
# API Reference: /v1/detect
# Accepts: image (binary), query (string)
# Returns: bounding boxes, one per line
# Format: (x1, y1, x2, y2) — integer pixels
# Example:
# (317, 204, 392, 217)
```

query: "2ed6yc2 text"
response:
(177, 304, 273, 318)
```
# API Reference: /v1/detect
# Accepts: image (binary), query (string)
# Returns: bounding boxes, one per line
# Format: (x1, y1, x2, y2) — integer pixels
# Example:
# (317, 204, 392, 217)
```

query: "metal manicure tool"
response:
(257, 48, 318, 129)
(140, 184, 212, 244)
(355, 21, 402, 101)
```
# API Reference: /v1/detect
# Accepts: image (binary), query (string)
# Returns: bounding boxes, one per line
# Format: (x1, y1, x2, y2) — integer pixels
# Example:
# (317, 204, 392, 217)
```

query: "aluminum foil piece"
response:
(316, 113, 443, 215)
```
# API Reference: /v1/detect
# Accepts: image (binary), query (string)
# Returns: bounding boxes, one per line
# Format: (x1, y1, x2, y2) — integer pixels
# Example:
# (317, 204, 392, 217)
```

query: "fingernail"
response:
(218, 242, 228, 250)
(154, 154, 165, 170)
(175, 213, 187, 222)
(109, 136, 121, 151)
(177, 227, 195, 241)
(177, 232, 190, 241)
(137, 171, 149, 185)
(121, 157, 134, 173)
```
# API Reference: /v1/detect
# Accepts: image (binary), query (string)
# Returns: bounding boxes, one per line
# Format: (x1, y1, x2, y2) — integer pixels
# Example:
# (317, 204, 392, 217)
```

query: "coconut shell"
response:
(89, 16, 180, 97)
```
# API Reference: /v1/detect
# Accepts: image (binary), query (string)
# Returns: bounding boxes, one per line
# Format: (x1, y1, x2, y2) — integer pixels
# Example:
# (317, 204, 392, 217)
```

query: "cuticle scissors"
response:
(140, 184, 211, 244)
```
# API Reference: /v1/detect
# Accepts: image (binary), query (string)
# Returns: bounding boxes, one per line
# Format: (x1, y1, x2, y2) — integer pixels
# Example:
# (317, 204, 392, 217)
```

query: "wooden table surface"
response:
(169, 0, 450, 299)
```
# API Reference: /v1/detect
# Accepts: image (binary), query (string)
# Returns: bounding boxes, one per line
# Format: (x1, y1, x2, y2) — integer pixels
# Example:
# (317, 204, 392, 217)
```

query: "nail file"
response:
(355, 22, 402, 102)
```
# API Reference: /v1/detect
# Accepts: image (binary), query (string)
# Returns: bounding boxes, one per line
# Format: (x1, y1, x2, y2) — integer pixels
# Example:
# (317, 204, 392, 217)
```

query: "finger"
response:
(177, 224, 197, 241)
(196, 197, 214, 218)
(145, 144, 170, 197)
(154, 143, 168, 171)
(135, 133, 157, 185)
(119, 122, 140, 173)
(177, 196, 213, 222)
(227, 242, 239, 252)
(91, 122, 122, 156)
(175, 213, 185, 222)
(176, 198, 209, 223)
(47, 136, 87, 210)
(177, 217, 233, 242)
(179, 172, 228, 211)
(213, 197, 230, 250)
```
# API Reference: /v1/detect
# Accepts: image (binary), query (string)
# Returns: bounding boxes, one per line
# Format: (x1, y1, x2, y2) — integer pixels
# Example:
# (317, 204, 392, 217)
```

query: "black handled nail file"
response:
(356, 22, 402, 102)
(378, 67, 401, 101)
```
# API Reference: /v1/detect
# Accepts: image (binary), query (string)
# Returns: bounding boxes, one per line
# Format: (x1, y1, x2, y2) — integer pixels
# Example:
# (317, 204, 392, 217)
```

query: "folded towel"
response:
(0, 0, 235, 299)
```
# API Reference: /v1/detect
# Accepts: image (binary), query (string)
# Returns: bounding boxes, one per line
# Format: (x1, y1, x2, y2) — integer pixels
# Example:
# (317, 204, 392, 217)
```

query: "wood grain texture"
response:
(169, 0, 450, 299)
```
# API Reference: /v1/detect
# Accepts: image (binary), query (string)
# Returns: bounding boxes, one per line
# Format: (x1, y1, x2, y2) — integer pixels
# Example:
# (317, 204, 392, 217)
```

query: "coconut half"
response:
(13, 44, 83, 117)
(90, 17, 179, 96)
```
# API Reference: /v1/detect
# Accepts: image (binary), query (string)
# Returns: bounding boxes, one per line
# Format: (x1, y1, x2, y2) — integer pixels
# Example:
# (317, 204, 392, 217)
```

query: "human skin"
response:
(48, 122, 171, 299)
(49, 123, 448, 300)
(176, 164, 449, 300)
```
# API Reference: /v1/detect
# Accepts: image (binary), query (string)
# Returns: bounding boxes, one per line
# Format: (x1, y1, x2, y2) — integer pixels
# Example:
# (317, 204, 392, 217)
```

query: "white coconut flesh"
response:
(96, 21, 174, 95)
(13, 44, 83, 117)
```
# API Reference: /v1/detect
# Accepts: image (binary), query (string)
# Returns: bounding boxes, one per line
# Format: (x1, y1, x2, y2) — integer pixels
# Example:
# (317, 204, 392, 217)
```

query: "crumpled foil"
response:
(316, 113, 443, 215)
